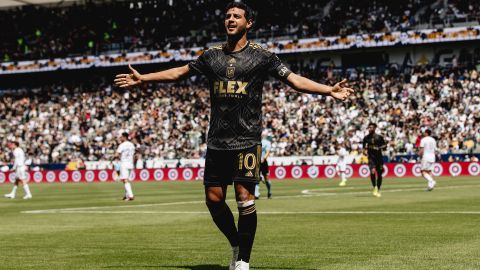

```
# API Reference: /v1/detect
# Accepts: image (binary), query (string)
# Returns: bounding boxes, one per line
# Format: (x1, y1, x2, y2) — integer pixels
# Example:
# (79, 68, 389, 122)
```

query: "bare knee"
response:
(205, 186, 226, 204)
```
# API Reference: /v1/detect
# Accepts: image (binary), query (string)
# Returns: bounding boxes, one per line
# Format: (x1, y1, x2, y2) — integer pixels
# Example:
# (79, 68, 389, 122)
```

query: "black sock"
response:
(237, 203, 257, 263)
(377, 173, 383, 190)
(206, 201, 239, 247)
(265, 180, 272, 195)
(370, 173, 377, 188)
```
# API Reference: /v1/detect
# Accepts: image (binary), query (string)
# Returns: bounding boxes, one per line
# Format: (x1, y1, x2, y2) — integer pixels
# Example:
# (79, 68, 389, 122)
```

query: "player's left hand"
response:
(331, 79, 354, 101)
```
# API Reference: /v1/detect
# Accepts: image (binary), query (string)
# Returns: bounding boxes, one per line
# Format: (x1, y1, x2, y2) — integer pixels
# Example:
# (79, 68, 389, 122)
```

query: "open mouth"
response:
(227, 25, 236, 31)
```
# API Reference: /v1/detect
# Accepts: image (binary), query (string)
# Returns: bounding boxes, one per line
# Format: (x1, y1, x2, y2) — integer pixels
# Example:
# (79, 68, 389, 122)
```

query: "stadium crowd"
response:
(2, 0, 479, 62)
(0, 66, 479, 165)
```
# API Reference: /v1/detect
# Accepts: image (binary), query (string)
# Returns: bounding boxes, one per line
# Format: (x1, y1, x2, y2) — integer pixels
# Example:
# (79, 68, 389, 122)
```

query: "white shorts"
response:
(15, 168, 28, 181)
(336, 163, 346, 172)
(119, 167, 133, 181)
(421, 161, 434, 171)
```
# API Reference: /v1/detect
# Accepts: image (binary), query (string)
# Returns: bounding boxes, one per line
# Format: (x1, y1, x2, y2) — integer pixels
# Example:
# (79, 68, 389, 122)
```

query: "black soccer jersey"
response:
(363, 133, 386, 164)
(188, 42, 291, 150)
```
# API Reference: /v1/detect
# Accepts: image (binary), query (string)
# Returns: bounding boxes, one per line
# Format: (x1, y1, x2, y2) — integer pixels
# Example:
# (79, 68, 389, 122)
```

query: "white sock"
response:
(23, 184, 32, 197)
(341, 173, 346, 182)
(11, 185, 18, 195)
(124, 182, 134, 198)
(254, 184, 260, 197)
(423, 173, 435, 186)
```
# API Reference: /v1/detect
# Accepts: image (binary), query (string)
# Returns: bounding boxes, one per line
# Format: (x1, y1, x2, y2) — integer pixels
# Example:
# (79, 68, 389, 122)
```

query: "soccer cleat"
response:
(267, 193, 272, 199)
(372, 187, 378, 197)
(339, 180, 347, 187)
(374, 191, 382, 198)
(4, 193, 15, 199)
(235, 260, 249, 270)
(123, 196, 134, 201)
(229, 246, 239, 270)
(23, 195, 32, 200)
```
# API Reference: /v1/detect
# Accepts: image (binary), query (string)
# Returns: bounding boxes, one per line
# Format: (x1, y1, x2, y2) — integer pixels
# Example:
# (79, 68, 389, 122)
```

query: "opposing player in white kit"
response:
(336, 143, 349, 186)
(4, 141, 32, 199)
(115, 132, 135, 201)
(419, 129, 437, 191)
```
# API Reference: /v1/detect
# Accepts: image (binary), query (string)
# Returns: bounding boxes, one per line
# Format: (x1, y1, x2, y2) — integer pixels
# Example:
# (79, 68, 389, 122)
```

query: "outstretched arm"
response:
(285, 73, 354, 101)
(114, 64, 191, 88)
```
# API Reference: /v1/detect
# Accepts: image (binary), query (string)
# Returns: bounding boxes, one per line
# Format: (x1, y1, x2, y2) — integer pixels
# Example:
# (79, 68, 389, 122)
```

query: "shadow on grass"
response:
(103, 264, 315, 269)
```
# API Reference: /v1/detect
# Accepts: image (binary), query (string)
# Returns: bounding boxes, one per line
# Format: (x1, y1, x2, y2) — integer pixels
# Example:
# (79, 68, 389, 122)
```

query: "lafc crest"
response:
(226, 67, 235, 79)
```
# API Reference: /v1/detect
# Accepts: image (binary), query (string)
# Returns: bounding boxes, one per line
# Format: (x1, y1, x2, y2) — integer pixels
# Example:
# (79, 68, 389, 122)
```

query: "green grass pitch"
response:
(1, 176, 479, 270)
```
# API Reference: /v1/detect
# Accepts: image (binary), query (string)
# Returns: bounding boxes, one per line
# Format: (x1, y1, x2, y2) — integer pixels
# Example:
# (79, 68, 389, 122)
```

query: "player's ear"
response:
(246, 19, 253, 30)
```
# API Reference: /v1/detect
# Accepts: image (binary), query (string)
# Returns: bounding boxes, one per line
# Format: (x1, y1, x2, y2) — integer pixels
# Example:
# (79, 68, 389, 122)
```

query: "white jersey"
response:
(336, 147, 348, 165)
(420, 136, 436, 162)
(13, 147, 26, 170)
(117, 141, 135, 169)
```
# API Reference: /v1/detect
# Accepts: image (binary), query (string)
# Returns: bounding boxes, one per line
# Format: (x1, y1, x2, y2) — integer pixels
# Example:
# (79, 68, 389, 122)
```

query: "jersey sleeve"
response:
(188, 51, 209, 75)
(419, 138, 425, 148)
(266, 53, 291, 82)
(116, 144, 123, 154)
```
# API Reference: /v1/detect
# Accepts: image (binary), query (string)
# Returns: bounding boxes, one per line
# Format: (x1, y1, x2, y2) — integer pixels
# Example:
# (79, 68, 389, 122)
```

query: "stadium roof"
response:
(0, 0, 82, 8)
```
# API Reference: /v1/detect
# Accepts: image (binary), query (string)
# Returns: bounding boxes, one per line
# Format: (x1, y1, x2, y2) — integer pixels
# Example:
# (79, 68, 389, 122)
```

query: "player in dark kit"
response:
(114, 2, 353, 270)
(363, 123, 387, 197)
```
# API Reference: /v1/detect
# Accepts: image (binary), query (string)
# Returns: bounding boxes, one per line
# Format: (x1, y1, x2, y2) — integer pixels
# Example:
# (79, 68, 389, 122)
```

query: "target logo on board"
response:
(382, 165, 388, 177)
(46, 171, 56, 183)
(394, 164, 407, 177)
(358, 165, 370, 178)
(197, 168, 204, 180)
(85, 171, 95, 182)
(275, 167, 286, 179)
(432, 163, 443, 176)
(345, 165, 354, 178)
(59, 171, 69, 183)
(468, 163, 480, 176)
(168, 169, 179, 181)
(183, 169, 193, 181)
(307, 166, 319, 179)
(140, 169, 150, 181)
(33, 172, 43, 183)
(412, 164, 422, 177)
(154, 169, 164, 181)
(98, 170, 109, 182)
(291, 166, 303, 179)
(72, 171, 82, 182)
(9, 173, 17, 183)
(448, 163, 462, 176)
(324, 166, 336, 178)
(0, 172, 5, 183)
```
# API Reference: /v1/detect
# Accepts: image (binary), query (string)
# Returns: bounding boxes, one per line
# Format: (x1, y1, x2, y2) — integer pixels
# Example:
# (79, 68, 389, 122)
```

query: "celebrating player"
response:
(114, 2, 353, 269)
(419, 129, 437, 191)
(336, 143, 349, 187)
(4, 141, 32, 200)
(363, 123, 386, 197)
(114, 132, 136, 201)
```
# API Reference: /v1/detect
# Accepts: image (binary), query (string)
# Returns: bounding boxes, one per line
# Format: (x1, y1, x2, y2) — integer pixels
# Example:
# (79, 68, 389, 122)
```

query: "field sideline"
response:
(1, 177, 479, 270)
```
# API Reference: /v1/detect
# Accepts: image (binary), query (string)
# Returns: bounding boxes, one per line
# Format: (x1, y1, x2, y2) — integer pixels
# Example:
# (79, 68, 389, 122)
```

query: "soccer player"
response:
(115, 132, 135, 201)
(336, 143, 348, 186)
(363, 123, 386, 197)
(254, 131, 272, 199)
(114, 2, 353, 269)
(4, 141, 32, 200)
(419, 129, 437, 191)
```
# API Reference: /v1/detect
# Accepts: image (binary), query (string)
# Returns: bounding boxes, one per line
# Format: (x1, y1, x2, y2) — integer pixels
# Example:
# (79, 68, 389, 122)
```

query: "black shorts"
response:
(368, 161, 383, 172)
(260, 161, 269, 176)
(204, 144, 262, 186)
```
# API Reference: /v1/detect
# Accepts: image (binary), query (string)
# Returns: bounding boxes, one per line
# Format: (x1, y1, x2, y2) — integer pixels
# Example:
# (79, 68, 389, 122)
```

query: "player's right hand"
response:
(114, 64, 143, 87)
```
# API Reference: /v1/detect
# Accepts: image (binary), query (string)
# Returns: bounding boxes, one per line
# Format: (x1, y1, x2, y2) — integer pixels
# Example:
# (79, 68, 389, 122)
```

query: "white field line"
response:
(21, 210, 480, 215)
(22, 183, 480, 214)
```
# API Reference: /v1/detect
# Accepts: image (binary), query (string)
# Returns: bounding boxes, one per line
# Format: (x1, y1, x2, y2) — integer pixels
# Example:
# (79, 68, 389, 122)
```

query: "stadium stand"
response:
(1, 66, 479, 164)
(1, 0, 479, 62)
